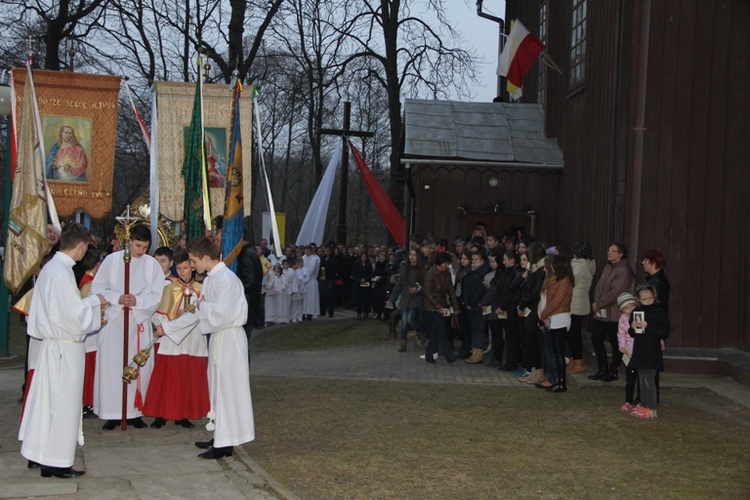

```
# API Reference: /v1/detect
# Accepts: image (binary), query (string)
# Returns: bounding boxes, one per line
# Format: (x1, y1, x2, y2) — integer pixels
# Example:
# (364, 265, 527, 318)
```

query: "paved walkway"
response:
(2, 311, 749, 498)
(0, 366, 299, 500)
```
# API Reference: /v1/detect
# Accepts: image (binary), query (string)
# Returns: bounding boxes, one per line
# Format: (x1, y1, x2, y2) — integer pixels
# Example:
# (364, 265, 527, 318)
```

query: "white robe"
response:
(301, 254, 321, 315)
(163, 262, 254, 447)
(202, 263, 254, 447)
(90, 251, 166, 420)
(263, 271, 288, 323)
(19, 252, 102, 468)
(281, 268, 295, 320)
(289, 268, 304, 322)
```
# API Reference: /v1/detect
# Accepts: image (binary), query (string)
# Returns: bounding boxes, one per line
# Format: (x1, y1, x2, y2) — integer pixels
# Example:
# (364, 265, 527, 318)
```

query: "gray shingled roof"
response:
(402, 99, 564, 166)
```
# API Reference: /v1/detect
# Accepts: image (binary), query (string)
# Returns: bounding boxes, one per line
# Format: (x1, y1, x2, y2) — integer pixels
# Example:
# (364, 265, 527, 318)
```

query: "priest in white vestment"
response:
(157, 236, 254, 459)
(19, 223, 107, 478)
(91, 224, 166, 429)
(301, 246, 321, 320)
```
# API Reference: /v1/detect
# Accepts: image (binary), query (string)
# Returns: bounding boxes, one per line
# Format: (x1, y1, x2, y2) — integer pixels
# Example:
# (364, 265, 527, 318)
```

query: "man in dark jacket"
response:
(462, 251, 490, 364)
(236, 218, 263, 344)
(319, 244, 338, 317)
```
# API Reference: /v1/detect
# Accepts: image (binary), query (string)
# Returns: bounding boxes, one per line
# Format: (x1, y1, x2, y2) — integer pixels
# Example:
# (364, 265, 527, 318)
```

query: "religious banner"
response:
(4, 68, 50, 294)
(152, 81, 253, 224)
(12, 70, 121, 218)
(221, 79, 246, 270)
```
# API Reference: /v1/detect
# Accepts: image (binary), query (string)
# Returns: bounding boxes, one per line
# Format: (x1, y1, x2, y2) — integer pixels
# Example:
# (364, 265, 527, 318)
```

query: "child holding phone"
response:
(628, 285, 670, 419)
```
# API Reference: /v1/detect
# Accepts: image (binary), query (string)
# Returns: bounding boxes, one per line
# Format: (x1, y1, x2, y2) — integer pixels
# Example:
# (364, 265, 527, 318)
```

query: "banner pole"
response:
(0, 118, 11, 357)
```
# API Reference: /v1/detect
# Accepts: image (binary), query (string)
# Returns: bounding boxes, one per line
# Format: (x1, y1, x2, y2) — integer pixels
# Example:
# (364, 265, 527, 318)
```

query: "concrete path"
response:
(0, 365, 299, 500)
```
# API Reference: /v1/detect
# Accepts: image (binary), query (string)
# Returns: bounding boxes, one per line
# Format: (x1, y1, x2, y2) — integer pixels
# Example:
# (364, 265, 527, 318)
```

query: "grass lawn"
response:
(251, 317, 393, 351)
(248, 320, 750, 499)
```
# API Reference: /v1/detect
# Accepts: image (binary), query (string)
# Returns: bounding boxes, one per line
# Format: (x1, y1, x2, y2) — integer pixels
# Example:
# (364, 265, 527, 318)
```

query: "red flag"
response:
(348, 141, 405, 246)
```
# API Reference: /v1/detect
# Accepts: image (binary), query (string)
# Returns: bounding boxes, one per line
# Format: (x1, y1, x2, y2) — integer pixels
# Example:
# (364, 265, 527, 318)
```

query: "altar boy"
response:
(156, 236, 254, 459)
(19, 223, 108, 478)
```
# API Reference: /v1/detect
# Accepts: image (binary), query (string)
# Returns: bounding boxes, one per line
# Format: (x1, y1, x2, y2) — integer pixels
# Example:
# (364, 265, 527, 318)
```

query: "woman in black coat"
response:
(351, 253, 373, 319)
(514, 242, 547, 382)
(371, 253, 389, 320)
(493, 249, 525, 371)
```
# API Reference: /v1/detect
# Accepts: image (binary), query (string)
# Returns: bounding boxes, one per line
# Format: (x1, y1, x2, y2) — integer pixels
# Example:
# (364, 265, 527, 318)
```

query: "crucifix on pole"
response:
(320, 102, 373, 245)
(114, 204, 141, 431)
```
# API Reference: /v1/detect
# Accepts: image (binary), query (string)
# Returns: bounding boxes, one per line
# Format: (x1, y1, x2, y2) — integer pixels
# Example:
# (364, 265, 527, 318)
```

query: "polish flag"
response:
(497, 20, 546, 100)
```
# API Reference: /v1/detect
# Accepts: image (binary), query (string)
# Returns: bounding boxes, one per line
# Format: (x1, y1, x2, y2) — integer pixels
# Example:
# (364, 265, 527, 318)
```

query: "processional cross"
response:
(114, 205, 141, 431)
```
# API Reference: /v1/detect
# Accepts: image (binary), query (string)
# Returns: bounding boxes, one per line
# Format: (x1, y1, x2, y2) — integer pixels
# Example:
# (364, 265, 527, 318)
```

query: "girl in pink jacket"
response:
(616, 292, 638, 412)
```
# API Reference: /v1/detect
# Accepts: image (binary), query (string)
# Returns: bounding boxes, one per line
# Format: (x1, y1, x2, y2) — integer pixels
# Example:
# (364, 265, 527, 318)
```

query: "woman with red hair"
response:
(641, 249, 670, 312)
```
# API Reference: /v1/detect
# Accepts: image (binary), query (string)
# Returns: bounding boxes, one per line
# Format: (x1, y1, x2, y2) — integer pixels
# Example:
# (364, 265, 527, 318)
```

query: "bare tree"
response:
(270, 0, 353, 184)
(332, 0, 477, 205)
(0, 0, 109, 70)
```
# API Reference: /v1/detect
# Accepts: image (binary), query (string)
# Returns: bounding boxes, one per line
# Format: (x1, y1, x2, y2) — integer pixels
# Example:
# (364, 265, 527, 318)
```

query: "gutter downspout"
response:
(613, 0, 633, 242)
(629, 0, 651, 268)
(476, 1, 505, 101)
(404, 162, 415, 244)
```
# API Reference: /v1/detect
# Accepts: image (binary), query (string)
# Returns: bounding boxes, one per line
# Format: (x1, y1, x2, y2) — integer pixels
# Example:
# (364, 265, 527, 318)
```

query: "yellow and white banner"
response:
(152, 81, 253, 223)
(4, 69, 50, 294)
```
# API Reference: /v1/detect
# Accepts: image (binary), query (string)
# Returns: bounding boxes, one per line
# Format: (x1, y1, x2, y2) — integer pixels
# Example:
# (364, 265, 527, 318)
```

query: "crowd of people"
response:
(14, 216, 672, 478)
(254, 223, 672, 421)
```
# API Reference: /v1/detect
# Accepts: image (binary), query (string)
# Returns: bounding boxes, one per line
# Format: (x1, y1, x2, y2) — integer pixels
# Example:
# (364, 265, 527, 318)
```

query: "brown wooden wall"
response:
(505, 0, 750, 351)
(410, 165, 559, 243)
(631, 0, 750, 351)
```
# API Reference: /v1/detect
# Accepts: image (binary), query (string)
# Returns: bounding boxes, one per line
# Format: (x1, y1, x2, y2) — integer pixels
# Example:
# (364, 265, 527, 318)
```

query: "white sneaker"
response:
(418, 353, 439, 360)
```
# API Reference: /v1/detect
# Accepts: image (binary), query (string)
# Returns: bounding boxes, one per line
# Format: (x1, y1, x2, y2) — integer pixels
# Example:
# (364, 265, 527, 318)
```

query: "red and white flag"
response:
(497, 20, 546, 100)
(123, 79, 151, 150)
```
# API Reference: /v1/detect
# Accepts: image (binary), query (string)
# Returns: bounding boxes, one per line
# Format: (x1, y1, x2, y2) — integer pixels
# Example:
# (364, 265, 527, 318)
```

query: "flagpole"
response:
(198, 51, 212, 233)
(0, 101, 11, 357)
(539, 52, 564, 76)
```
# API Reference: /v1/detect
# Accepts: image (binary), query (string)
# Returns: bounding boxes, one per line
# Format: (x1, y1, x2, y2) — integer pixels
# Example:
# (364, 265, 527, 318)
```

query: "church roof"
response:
(402, 99, 564, 167)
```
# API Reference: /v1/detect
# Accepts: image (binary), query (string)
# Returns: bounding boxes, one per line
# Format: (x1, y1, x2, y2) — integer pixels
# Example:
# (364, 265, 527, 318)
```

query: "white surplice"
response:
(165, 262, 254, 447)
(262, 270, 288, 324)
(301, 253, 320, 315)
(90, 251, 166, 420)
(19, 252, 102, 468)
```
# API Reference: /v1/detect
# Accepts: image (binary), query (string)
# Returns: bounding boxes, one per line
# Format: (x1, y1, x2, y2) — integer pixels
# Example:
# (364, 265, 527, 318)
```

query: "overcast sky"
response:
(444, 0, 506, 102)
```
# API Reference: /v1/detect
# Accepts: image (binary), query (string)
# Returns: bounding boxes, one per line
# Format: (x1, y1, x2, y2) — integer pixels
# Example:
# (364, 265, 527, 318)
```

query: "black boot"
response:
(548, 367, 567, 393)
(602, 362, 620, 382)
(587, 362, 608, 380)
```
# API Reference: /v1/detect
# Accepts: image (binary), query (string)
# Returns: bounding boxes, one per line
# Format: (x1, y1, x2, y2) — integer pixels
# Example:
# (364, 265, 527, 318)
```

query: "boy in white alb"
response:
(91, 224, 166, 430)
(155, 236, 254, 459)
(19, 223, 108, 478)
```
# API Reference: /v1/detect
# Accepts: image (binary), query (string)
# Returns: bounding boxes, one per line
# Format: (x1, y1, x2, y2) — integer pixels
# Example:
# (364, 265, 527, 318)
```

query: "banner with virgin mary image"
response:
(152, 81, 253, 224)
(12, 70, 121, 219)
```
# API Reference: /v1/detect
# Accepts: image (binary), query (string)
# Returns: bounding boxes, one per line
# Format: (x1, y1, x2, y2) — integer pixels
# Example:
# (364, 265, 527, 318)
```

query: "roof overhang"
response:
(401, 99, 564, 169)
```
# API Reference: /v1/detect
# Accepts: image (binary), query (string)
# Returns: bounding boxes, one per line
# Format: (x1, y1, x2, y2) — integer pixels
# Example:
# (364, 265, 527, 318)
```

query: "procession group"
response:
(18, 221, 254, 479)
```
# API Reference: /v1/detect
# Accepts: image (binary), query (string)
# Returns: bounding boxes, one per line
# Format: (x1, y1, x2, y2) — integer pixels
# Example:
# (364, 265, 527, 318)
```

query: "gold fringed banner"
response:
(12, 70, 121, 219)
(153, 82, 253, 223)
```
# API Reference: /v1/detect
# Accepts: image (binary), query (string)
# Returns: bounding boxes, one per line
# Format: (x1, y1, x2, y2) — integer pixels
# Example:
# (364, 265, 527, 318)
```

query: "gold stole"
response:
(156, 279, 202, 320)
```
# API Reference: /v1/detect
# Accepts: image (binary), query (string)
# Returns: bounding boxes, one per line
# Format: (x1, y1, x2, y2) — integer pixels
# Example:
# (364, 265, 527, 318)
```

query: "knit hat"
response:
(617, 292, 636, 310)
